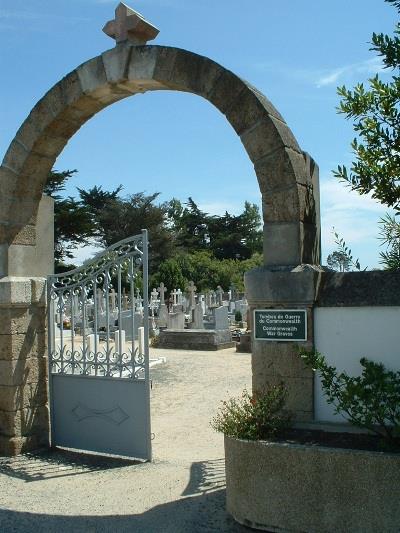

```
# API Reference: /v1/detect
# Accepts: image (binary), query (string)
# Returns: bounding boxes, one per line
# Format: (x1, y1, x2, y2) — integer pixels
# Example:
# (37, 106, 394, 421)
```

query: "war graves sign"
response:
(254, 309, 307, 341)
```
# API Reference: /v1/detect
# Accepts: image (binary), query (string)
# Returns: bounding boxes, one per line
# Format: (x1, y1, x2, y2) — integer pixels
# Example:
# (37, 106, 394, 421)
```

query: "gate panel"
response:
(47, 230, 151, 460)
(51, 375, 149, 459)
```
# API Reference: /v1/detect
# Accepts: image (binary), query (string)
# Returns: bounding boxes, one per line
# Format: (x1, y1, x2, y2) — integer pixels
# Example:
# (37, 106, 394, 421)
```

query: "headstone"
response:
(72, 294, 80, 317)
(114, 329, 126, 353)
(120, 310, 143, 340)
(87, 334, 99, 353)
(191, 303, 204, 329)
(177, 288, 184, 305)
(96, 288, 104, 313)
(158, 304, 169, 327)
(213, 306, 229, 330)
(138, 326, 145, 355)
(167, 311, 185, 330)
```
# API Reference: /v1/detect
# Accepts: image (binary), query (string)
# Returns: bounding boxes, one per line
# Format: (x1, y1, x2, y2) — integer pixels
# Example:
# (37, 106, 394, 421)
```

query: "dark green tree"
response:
(45, 170, 95, 267)
(79, 188, 175, 271)
(168, 197, 263, 260)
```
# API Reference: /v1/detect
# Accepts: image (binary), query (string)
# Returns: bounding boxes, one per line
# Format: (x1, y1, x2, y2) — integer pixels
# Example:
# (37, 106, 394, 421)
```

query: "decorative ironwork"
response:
(47, 231, 149, 380)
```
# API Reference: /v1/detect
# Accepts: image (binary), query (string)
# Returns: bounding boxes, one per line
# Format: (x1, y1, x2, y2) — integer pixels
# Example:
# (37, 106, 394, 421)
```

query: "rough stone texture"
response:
(158, 329, 235, 351)
(0, 380, 48, 412)
(0, 277, 48, 455)
(0, 331, 46, 361)
(317, 270, 400, 307)
(0, 433, 48, 456)
(0, 44, 320, 272)
(245, 268, 319, 421)
(225, 436, 400, 532)
(245, 267, 321, 306)
(0, 405, 49, 438)
(241, 116, 301, 164)
(0, 357, 47, 387)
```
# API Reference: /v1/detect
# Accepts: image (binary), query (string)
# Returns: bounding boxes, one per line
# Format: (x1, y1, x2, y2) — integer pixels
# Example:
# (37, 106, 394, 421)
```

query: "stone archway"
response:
(0, 40, 320, 454)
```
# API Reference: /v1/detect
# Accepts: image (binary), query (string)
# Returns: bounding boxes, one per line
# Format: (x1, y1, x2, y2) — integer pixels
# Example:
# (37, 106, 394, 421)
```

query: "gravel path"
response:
(0, 347, 252, 532)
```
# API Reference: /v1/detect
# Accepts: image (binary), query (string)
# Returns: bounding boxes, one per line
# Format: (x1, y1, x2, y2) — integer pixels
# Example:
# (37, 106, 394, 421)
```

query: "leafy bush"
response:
(299, 349, 400, 447)
(234, 310, 242, 323)
(211, 386, 292, 440)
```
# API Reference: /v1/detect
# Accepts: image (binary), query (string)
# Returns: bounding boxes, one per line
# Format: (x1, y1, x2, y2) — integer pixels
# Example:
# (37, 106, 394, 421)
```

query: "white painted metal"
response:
(47, 230, 151, 460)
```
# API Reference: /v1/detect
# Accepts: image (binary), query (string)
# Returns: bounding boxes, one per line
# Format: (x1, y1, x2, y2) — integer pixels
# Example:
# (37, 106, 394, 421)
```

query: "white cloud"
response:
(70, 243, 103, 265)
(254, 56, 387, 90)
(316, 57, 386, 88)
(319, 177, 393, 267)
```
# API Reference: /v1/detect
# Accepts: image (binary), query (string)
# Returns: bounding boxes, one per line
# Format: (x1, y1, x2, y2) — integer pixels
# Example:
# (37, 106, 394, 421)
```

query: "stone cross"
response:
(216, 285, 224, 306)
(157, 282, 168, 305)
(103, 2, 159, 46)
(171, 289, 178, 305)
(186, 281, 197, 310)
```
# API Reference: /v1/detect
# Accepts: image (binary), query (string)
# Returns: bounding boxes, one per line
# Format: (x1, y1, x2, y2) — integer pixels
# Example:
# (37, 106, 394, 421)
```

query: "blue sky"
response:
(0, 0, 397, 267)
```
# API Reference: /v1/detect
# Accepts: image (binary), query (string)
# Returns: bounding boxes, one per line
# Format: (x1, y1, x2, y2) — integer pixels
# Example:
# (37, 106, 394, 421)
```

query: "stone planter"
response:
(224, 436, 400, 532)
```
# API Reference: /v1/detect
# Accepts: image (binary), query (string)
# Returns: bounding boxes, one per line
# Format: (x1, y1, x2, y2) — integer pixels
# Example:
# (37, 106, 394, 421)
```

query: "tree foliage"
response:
(167, 197, 262, 260)
(300, 349, 400, 448)
(79, 188, 174, 270)
(333, 0, 400, 210)
(47, 171, 263, 289)
(45, 170, 95, 264)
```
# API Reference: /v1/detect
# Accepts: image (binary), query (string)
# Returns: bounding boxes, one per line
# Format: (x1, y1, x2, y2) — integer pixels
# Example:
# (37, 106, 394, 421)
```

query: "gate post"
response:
(0, 196, 53, 455)
(0, 277, 49, 454)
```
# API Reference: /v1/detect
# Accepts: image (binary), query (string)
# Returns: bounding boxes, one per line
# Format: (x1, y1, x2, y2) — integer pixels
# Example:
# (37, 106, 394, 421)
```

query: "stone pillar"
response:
(0, 277, 49, 455)
(245, 265, 322, 422)
(0, 195, 53, 455)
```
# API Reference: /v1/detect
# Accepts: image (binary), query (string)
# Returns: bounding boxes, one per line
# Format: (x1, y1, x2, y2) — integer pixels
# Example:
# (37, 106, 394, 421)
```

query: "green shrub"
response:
(234, 310, 242, 323)
(211, 385, 292, 440)
(299, 349, 400, 447)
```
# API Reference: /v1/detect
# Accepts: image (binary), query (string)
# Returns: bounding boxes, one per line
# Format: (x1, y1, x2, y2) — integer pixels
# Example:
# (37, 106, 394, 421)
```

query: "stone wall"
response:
(246, 268, 400, 423)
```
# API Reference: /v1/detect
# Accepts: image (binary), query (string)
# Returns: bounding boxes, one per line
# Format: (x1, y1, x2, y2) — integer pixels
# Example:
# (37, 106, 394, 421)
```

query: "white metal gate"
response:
(47, 230, 151, 461)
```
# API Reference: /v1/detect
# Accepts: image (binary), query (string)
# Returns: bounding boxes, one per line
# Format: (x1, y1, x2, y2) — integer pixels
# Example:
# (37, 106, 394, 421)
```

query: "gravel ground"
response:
(0, 347, 252, 533)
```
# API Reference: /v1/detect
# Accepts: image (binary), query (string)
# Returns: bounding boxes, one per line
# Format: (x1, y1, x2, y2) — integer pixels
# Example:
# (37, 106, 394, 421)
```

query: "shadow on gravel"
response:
(0, 490, 251, 533)
(182, 458, 226, 496)
(0, 448, 139, 482)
